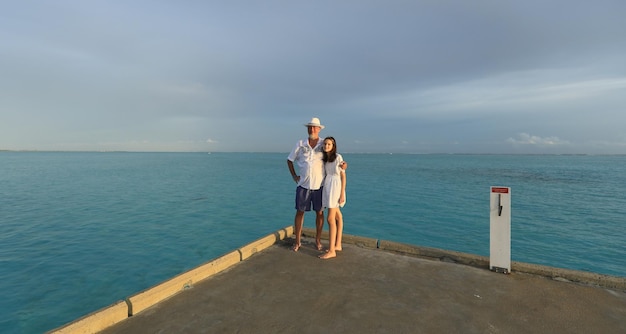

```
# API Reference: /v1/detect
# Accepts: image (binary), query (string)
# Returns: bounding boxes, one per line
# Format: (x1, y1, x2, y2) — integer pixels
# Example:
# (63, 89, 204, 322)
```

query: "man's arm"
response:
(287, 160, 300, 183)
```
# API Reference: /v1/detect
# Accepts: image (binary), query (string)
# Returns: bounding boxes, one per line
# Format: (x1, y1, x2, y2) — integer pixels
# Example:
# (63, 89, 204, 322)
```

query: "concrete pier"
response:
(51, 227, 626, 333)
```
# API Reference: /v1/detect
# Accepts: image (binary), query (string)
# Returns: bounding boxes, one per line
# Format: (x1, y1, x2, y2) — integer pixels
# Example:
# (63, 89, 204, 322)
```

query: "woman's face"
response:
(323, 139, 334, 152)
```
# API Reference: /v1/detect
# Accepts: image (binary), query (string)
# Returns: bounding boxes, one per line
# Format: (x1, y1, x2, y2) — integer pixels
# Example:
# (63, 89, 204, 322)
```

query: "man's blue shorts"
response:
(295, 186, 323, 212)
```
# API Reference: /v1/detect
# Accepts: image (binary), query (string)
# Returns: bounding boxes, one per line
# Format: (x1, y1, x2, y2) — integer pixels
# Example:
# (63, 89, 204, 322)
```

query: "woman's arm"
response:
(339, 168, 347, 205)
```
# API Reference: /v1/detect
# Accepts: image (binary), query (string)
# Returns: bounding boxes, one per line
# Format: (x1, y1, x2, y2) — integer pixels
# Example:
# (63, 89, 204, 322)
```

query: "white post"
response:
(490, 186, 511, 274)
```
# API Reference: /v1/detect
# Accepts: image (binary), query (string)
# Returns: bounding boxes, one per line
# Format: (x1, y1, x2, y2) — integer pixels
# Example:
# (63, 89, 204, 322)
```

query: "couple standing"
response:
(287, 117, 347, 260)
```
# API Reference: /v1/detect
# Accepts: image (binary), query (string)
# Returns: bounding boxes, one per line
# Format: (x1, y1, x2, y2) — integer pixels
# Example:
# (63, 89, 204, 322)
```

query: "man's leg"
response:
(292, 186, 310, 252)
(293, 210, 305, 251)
(311, 188, 324, 250)
(315, 210, 324, 250)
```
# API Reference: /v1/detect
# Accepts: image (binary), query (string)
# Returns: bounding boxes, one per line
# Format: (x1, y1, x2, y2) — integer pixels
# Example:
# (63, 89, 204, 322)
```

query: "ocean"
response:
(1, 152, 625, 333)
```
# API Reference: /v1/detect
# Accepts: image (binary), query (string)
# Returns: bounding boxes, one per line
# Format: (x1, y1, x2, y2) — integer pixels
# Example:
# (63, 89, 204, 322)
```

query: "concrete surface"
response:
(97, 231, 626, 334)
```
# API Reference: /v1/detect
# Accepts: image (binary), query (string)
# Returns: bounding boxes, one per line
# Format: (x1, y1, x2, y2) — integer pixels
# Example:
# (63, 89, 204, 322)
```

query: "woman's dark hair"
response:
(322, 137, 337, 163)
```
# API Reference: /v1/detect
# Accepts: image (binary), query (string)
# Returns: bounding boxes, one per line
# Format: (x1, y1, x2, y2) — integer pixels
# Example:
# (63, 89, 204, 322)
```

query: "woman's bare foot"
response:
(316, 242, 323, 251)
(335, 246, 342, 251)
(291, 243, 301, 252)
(319, 251, 336, 259)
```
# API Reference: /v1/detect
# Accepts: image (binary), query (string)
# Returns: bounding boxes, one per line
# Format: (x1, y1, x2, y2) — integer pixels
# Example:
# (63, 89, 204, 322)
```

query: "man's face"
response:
(307, 126, 321, 139)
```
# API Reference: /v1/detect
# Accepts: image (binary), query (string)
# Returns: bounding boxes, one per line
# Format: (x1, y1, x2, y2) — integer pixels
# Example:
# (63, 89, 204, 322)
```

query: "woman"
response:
(319, 136, 346, 259)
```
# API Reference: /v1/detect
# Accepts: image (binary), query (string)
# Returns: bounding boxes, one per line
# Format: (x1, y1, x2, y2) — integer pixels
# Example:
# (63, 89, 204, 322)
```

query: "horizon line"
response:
(2, 149, 625, 156)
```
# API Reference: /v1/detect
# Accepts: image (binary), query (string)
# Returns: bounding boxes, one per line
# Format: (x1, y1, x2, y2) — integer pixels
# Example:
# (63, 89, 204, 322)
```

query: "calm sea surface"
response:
(1, 152, 625, 332)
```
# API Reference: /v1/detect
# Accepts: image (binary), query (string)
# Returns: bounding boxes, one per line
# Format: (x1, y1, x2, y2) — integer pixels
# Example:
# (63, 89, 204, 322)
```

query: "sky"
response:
(1, 1, 626, 154)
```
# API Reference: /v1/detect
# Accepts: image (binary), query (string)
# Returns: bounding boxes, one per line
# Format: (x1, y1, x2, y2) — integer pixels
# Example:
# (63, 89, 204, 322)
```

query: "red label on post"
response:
(491, 187, 509, 193)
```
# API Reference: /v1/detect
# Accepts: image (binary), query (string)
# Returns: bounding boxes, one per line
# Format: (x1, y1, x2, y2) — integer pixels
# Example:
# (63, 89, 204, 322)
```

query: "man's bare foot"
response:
(291, 243, 301, 252)
(316, 242, 323, 251)
(319, 251, 336, 259)
(335, 246, 342, 251)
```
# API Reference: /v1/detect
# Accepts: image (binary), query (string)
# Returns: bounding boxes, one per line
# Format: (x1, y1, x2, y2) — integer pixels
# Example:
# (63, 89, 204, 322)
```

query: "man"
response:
(287, 117, 346, 252)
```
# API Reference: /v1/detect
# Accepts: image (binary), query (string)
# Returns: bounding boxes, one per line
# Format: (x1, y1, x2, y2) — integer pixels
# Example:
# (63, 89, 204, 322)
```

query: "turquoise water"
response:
(1, 152, 625, 333)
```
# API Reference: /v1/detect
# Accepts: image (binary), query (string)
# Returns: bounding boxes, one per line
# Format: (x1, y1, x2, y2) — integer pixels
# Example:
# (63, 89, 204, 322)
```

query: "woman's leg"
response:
(320, 208, 337, 259)
(335, 209, 343, 251)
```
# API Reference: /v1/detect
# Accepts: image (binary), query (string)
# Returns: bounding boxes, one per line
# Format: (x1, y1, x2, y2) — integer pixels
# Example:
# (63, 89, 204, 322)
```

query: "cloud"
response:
(1, 1, 626, 153)
(506, 133, 570, 146)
